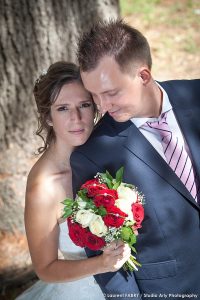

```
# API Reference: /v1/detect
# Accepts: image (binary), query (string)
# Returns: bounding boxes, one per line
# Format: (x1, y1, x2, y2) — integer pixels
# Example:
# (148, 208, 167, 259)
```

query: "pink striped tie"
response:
(144, 112, 199, 202)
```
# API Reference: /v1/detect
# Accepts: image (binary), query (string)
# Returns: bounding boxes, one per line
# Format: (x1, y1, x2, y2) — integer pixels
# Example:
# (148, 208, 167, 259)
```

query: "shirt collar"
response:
(131, 82, 172, 128)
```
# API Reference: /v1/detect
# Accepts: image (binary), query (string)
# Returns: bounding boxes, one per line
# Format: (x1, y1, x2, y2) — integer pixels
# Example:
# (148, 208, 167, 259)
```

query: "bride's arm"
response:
(25, 178, 130, 283)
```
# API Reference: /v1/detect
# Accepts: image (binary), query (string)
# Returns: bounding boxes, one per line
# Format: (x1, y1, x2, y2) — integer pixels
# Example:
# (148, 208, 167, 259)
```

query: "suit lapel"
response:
(113, 114, 199, 209)
(174, 108, 200, 182)
(161, 81, 200, 182)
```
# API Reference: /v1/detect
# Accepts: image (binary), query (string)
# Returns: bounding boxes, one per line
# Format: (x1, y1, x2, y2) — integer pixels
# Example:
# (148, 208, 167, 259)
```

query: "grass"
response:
(120, 0, 161, 17)
(119, 0, 200, 79)
(120, 0, 200, 31)
(183, 35, 198, 54)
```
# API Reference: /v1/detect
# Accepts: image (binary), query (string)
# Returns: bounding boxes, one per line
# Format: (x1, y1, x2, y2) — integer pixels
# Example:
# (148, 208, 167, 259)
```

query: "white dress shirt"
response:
(130, 82, 190, 161)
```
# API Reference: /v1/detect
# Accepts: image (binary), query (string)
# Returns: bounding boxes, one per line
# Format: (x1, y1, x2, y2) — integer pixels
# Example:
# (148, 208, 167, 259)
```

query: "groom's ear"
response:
(138, 67, 151, 85)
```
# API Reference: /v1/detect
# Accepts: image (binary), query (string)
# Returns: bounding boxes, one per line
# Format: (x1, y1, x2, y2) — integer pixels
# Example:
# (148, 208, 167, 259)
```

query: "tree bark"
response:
(0, 0, 119, 287)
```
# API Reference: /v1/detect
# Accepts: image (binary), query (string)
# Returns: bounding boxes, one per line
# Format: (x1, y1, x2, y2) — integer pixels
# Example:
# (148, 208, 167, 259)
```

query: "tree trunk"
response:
(0, 0, 119, 288)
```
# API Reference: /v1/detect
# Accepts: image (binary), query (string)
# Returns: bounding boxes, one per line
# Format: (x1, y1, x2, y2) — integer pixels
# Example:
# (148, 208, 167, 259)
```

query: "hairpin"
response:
(35, 69, 48, 85)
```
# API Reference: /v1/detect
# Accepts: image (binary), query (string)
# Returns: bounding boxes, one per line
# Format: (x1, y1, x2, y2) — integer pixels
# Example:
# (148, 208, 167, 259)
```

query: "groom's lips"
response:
(108, 109, 120, 117)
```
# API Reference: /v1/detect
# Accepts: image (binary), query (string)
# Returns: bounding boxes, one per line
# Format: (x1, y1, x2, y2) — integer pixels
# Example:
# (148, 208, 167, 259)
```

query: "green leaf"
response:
(130, 245, 137, 253)
(125, 220, 135, 227)
(116, 167, 124, 182)
(64, 206, 72, 212)
(130, 234, 137, 245)
(124, 183, 134, 189)
(121, 227, 131, 241)
(85, 200, 96, 210)
(106, 170, 114, 181)
(78, 190, 90, 201)
(98, 206, 107, 216)
(61, 198, 73, 206)
(62, 208, 72, 218)
(62, 213, 68, 219)
(113, 181, 121, 190)
(121, 226, 137, 246)
(105, 178, 113, 189)
(100, 173, 113, 189)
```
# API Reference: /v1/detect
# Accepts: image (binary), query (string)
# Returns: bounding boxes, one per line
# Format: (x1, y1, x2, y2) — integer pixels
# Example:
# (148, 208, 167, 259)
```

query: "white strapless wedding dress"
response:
(16, 222, 105, 300)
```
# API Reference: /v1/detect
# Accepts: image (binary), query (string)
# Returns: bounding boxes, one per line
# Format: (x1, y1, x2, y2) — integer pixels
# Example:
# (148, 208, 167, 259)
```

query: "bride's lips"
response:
(68, 129, 85, 135)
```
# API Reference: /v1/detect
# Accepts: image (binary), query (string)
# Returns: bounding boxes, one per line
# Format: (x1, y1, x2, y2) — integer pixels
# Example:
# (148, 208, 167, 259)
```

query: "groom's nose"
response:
(96, 95, 111, 114)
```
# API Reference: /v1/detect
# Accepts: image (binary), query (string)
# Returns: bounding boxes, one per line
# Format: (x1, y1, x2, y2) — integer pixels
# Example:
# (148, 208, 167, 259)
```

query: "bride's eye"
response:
(80, 102, 92, 108)
(57, 106, 69, 111)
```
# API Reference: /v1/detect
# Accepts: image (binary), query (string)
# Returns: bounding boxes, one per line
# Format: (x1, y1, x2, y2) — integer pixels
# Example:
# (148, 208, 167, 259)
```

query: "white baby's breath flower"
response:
(89, 215, 108, 237)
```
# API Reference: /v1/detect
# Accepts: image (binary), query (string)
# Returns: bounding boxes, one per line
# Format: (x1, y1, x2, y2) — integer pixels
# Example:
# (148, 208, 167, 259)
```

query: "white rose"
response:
(115, 198, 134, 221)
(76, 196, 87, 209)
(75, 210, 95, 228)
(117, 185, 137, 203)
(89, 215, 108, 237)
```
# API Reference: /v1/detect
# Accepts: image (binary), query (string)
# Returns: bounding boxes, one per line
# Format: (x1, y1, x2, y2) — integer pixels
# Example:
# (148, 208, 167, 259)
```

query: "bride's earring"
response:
(47, 119, 53, 126)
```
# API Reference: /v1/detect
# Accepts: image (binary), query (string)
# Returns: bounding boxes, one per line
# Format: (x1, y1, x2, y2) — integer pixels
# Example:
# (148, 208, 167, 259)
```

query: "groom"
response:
(71, 19, 200, 299)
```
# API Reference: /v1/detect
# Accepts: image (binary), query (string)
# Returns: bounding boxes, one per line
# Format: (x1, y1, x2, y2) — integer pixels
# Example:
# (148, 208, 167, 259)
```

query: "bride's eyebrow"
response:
(54, 99, 92, 107)
(54, 103, 69, 107)
(79, 99, 93, 103)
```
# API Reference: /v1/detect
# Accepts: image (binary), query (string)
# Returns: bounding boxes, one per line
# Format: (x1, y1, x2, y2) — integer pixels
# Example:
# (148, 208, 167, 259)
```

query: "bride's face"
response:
(50, 82, 95, 147)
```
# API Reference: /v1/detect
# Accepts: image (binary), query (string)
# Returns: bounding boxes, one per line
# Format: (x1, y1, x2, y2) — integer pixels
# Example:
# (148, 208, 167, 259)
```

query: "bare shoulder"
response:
(27, 156, 54, 199)
(25, 154, 72, 216)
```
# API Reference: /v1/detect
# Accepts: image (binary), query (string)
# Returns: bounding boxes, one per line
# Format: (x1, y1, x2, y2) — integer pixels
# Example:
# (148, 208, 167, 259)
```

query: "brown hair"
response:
(34, 61, 98, 154)
(77, 19, 152, 73)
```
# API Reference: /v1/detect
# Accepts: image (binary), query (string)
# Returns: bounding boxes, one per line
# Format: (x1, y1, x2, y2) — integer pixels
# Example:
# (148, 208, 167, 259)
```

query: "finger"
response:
(115, 245, 131, 258)
(104, 240, 121, 252)
(112, 246, 126, 257)
(111, 240, 124, 249)
(114, 243, 129, 254)
(116, 251, 131, 265)
(102, 241, 127, 255)
(114, 240, 124, 248)
(102, 243, 115, 253)
(123, 245, 131, 255)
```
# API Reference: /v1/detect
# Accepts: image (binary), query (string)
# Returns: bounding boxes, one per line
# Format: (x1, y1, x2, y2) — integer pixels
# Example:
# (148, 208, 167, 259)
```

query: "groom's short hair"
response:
(77, 19, 152, 73)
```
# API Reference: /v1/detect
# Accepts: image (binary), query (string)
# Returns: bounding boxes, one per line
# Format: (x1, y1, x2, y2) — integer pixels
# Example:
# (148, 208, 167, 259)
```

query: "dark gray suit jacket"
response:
(71, 80, 200, 299)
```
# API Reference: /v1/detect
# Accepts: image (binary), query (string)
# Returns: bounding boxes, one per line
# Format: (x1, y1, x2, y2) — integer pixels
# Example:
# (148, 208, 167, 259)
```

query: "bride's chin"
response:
(74, 137, 89, 146)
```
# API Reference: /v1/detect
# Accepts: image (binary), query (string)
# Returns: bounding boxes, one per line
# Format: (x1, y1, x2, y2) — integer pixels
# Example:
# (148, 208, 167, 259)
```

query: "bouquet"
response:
(62, 167, 145, 271)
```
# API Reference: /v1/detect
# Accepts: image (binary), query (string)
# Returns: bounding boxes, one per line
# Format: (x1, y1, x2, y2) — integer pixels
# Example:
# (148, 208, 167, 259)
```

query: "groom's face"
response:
(81, 55, 147, 122)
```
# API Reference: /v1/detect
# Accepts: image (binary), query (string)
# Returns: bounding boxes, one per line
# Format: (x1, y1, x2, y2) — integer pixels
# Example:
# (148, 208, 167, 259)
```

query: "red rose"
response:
(81, 179, 99, 189)
(103, 214, 125, 228)
(94, 189, 118, 208)
(67, 218, 87, 247)
(85, 231, 106, 251)
(106, 205, 128, 217)
(103, 206, 127, 228)
(132, 203, 144, 229)
(81, 179, 107, 197)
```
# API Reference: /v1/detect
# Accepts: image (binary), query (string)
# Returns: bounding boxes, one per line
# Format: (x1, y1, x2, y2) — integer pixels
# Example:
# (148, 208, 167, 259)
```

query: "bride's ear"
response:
(47, 118, 53, 126)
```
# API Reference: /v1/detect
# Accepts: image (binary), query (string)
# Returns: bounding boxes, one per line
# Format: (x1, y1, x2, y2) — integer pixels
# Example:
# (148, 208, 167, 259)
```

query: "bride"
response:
(16, 61, 131, 300)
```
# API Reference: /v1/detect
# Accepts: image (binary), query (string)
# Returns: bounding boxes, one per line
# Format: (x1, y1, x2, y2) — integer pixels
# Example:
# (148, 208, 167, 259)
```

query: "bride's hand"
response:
(100, 240, 131, 272)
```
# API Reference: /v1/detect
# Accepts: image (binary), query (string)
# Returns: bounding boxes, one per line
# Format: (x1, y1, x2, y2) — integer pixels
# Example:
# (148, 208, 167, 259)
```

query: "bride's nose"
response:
(70, 108, 81, 121)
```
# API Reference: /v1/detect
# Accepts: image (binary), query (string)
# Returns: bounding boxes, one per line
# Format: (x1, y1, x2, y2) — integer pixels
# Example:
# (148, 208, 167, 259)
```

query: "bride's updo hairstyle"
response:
(33, 61, 98, 154)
